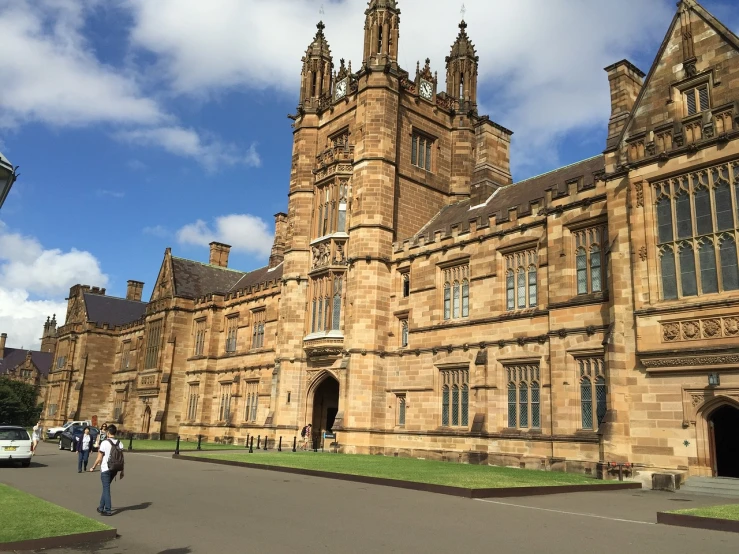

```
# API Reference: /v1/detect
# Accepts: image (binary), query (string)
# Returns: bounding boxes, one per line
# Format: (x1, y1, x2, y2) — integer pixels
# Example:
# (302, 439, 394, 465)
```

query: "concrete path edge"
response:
(656, 512, 739, 533)
(0, 528, 117, 552)
(172, 454, 642, 498)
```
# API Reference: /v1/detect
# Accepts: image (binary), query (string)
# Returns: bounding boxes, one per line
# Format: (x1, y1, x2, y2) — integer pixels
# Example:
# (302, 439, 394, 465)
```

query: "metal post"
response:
(618, 464, 624, 482)
(292, 436, 297, 452)
(257, 435, 261, 449)
(249, 436, 254, 453)
(197, 434, 202, 451)
(128, 433, 133, 452)
(245, 434, 249, 448)
(175, 435, 180, 456)
(278, 436, 282, 451)
(264, 436, 268, 451)
(313, 436, 317, 453)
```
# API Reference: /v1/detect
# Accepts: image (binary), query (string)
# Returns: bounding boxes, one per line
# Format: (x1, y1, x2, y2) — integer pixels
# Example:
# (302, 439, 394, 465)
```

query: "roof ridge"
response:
(171, 256, 247, 275)
(511, 154, 602, 187)
(83, 292, 146, 304)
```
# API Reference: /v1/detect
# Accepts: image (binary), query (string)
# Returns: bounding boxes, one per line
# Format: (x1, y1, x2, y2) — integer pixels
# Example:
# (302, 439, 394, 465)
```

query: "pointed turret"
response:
(446, 20, 479, 111)
(40, 313, 58, 354)
(362, 0, 400, 68)
(299, 21, 333, 112)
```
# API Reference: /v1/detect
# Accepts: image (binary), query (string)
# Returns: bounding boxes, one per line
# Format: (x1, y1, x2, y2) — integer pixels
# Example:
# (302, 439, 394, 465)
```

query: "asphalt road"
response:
(1, 442, 738, 554)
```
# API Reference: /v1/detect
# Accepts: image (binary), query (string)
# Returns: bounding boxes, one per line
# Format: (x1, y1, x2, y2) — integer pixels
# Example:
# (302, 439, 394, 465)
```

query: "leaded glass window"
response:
(442, 385, 449, 426)
(505, 250, 538, 310)
(574, 225, 608, 296)
(451, 385, 459, 426)
(653, 164, 739, 298)
(528, 265, 537, 306)
(398, 395, 406, 426)
(251, 393, 258, 422)
(412, 133, 433, 171)
(578, 357, 606, 430)
(590, 245, 602, 292)
(506, 270, 514, 310)
(519, 385, 528, 428)
(444, 282, 451, 320)
(440, 369, 469, 428)
(400, 319, 408, 348)
(453, 281, 460, 319)
(517, 269, 526, 309)
(507, 382, 516, 428)
(461, 384, 469, 426)
(505, 364, 540, 429)
(581, 379, 593, 430)
(332, 278, 342, 331)
(576, 247, 588, 294)
(531, 382, 540, 428)
(442, 265, 469, 321)
(461, 280, 469, 317)
(595, 376, 607, 427)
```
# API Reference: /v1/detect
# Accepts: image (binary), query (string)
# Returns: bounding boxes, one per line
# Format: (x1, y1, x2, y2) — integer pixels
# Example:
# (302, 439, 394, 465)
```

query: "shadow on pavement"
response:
(0, 461, 48, 468)
(157, 548, 192, 554)
(115, 501, 153, 514)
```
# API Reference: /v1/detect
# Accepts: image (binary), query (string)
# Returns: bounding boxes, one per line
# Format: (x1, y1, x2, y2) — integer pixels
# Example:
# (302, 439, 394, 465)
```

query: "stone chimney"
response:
(209, 242, 231, 268)
(269, 213, 288, 269)
(126, 280, 144, 302)
(605, 60, 645, 150)
(0, 333, 6, 359)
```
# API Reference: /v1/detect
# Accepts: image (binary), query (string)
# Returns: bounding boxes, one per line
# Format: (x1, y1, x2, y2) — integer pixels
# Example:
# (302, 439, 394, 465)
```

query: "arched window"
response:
(444, 282, 451, 320)
(398, 396, 406, 426)
(506, 270, 514, 311)
(576, 247, 588, 294)
(461, 280, 469, 317)
(720, 236, 739, 290)
(694, 187, 712, 235)
(698, 240, 718, 294)
(531, 382, 540, 428)
(461, 384, 469, 426)
(595, 376, 607, 429)
(251, 393, 258, 422)
(715, 179, 734, 231)
(451, 385, 460, 426)
(245, 394, 251, 422)
(442, 385, 450, 426)
(317, 297, 324, 331)
(317, 204, 323, 237)
(507, 382, 517, 428)
(656, 197, 673, 243)
(338, 184, 347, 232)
(675, 192, 692, 239)
(459, 73, 464, 100)
(528, 265, 537, 307)
(660, 247, 678, 300)
(519, 383, 529, 428)
(581, 378, 593, 430)
(332, 278, 342, 331)
(452, 281, 460, 319)
(590, 245, 602, 293)
(680, 244, 698, 296)
(517, 268, 526, 309)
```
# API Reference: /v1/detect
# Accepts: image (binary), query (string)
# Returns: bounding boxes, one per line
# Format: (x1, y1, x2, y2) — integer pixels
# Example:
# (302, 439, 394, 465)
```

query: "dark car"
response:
(59, 425, 100, 452)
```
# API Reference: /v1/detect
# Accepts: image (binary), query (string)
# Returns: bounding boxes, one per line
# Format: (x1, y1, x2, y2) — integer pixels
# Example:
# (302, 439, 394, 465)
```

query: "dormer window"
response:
(685, 84, 709, 116)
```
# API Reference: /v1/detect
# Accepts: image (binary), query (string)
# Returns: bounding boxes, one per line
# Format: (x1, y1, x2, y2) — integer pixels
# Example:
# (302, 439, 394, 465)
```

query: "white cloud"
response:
(116, 126, 261, 172)
(0, 221, 109, 349)
(125, 0, 673, 173)
(96, 189, 125, 199)
(177, 214, 273, 258)
(142, 225, 170, 238)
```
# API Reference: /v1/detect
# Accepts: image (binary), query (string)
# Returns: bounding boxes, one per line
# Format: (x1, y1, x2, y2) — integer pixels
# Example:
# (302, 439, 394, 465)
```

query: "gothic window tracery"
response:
(574, 225, 608, 295)
(578, 357, 607, 430)
(440, 369, 469, 428)
(505, 250, 538, 310)
(310, 273, 344, 333)
(506, 365, 540, 429)
(442, 264, 469, 321)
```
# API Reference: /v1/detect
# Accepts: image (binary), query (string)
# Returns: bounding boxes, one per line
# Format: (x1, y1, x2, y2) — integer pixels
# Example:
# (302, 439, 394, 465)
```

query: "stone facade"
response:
(42, 0, 739, 479)
(0, 320, 55, 404)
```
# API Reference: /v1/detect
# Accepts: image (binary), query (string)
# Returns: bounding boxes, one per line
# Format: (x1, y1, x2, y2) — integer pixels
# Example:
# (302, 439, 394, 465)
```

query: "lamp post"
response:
(0, 151, 19, 210)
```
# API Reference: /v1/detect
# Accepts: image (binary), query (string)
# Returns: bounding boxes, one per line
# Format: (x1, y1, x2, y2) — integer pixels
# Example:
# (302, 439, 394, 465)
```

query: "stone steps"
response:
(681, 477, 739, 498)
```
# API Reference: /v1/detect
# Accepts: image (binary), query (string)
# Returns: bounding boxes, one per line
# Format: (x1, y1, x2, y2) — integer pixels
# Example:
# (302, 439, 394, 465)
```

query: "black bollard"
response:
(128, 433, 133, 452)
(292, 436, 297, 452)
(175, 435, 180, 456)
(313, 436, 317, 453)
(245, 434, 249, 449)
(257, 435, 261, 449)
(249, 436, 254, 453)
(197, 434, 202, 451)
(278, 436, 282, 452)
(264, 436, 268, 451)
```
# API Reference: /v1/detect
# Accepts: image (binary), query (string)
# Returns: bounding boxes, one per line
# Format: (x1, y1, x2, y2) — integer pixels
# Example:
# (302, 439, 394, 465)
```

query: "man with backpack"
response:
(300, 423, 312, 451)
(89, 424, 124, 516)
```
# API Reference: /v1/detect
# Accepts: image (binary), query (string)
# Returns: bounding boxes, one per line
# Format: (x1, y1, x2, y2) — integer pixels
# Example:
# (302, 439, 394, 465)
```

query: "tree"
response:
(0, 377, 43, 426)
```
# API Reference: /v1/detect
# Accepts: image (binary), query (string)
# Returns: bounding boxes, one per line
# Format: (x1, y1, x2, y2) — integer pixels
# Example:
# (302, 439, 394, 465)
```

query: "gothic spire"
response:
(446, 20, 479, 109)
(362, 0, 401, 67)
(299, 21, 333, 111)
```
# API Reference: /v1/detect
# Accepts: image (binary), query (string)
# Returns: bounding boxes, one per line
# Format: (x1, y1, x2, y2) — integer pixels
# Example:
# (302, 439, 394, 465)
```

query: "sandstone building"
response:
(0, 317, 56, 401)
(43, 0, 739, 480)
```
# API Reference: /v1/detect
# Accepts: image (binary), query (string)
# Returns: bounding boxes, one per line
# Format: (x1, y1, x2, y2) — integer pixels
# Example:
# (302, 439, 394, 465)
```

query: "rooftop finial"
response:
(460, 3, 466, 20)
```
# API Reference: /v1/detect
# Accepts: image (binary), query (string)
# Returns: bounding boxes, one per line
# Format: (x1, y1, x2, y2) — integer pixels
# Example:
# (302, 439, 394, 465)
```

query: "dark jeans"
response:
(98, 470, 116, 513)
(77, 449, 90, 472)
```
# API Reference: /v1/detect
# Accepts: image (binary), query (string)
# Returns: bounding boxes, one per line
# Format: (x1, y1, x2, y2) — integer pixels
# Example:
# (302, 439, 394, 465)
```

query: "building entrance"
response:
(711, 404, 739, 478)
(311, 377, 339, 445)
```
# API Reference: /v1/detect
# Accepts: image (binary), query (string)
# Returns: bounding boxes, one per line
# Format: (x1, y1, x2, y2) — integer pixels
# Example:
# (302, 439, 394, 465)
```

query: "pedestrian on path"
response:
(301, 423, 312, 451)
(94, 423, 108, 450)
(31, 421, 42, 456)
(89, 424, 124, 516)
(75, 426, 92, 473)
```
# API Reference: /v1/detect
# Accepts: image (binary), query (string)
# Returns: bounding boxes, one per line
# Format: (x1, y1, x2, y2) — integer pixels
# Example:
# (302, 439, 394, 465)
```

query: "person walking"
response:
(31, 421, 42, 456)
(75, 427, 92, 473)
(301, 423, 312, 451)
(94, 423, 108, 450)
(89, 424, 124, 516)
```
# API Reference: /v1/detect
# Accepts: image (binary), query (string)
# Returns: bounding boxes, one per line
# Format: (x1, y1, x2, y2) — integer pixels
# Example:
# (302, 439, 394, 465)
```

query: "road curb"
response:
(657, 512, 739, 533)
(172, 454, 641, 498)
(0, 528, 117, 552)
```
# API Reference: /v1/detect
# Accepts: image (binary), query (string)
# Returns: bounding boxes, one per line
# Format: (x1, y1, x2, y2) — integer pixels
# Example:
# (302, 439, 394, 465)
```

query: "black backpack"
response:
(107, 439, 125, 472)
(300, 426, 307, 438)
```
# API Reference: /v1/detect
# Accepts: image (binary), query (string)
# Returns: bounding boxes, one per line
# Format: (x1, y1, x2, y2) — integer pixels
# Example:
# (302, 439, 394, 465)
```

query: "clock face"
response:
(419, 80, 433, 100)
(335, 79, 347, 100)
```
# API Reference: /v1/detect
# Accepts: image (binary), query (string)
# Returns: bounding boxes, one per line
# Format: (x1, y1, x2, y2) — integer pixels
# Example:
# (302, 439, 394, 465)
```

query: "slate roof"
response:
(83, 293, 147, 327)
(170, 257, 284, 299)
(0, 348, 53, 378)
(413, 155, 605, 241)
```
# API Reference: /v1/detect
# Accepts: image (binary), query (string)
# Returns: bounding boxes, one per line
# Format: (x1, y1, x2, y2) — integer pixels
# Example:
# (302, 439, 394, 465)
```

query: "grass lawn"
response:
(671, 504, 739, 520)
(0, 484, 111, 544)
(188, 451, 616, 489)
(123, 439, 243, 451)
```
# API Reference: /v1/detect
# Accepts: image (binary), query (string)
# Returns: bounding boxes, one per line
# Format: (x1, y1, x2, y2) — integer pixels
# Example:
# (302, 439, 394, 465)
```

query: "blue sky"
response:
(0, 0, 737, 349)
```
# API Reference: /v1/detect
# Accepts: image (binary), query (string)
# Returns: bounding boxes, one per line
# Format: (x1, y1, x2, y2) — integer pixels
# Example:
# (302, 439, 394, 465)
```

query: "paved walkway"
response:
(1, 442, 738, 553)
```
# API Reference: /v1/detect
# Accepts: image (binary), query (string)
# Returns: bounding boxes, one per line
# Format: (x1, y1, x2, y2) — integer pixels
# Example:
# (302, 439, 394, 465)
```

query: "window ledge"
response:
(304, 330, 344, 341)
(310, 232, 349, 246)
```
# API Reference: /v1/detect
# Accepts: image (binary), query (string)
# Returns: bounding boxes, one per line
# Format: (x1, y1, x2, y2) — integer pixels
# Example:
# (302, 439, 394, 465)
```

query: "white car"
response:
(46, 420, 91, 440)
(0, 426, 32, 467)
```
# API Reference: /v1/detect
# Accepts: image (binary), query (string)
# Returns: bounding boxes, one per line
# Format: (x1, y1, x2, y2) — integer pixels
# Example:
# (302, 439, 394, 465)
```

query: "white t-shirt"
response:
(98, 438, 123, 472)
(82, 435, 91, 451)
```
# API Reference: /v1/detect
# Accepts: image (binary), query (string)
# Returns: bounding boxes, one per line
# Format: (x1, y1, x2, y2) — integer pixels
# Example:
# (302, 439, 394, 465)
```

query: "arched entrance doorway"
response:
(311, 377, 339, 446)
(141, 405, 151, 434)
(710, 404, 739, 478)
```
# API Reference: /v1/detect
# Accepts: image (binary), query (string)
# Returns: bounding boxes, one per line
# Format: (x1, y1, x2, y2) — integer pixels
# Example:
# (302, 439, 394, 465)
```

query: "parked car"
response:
(59, 425, 100, 452)
(46, 420, 92, 440)
(0, 426, 32, 467)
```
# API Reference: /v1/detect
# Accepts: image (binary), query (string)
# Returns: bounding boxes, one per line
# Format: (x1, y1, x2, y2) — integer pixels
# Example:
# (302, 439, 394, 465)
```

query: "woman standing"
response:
(95, 423, 108, 450)
(75, 427, 92, 473)
(31, 421, 42, 456)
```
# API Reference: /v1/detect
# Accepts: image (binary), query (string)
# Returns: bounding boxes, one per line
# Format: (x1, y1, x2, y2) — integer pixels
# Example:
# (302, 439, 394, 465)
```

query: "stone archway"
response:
(141, 405, 151, 435)
(695, 396, 739, 477)
(307, 374, 339, 447)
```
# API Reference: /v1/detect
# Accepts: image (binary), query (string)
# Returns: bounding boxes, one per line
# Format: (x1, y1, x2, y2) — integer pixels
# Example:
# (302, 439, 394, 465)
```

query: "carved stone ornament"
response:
(662, 323, 680, 342)
(725, 317, 739, 336)
(683, 60, 697, 78)
(639, 246, 648, 262)
(634, 182, 644, 208)
(690, 393, 704, 407)
(662, 315, 739, 342)
(305, 346, 343, 358)
(702, 319, 721, 338)
(682, 320, 700, 340)
(643, 353, 739, 369)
